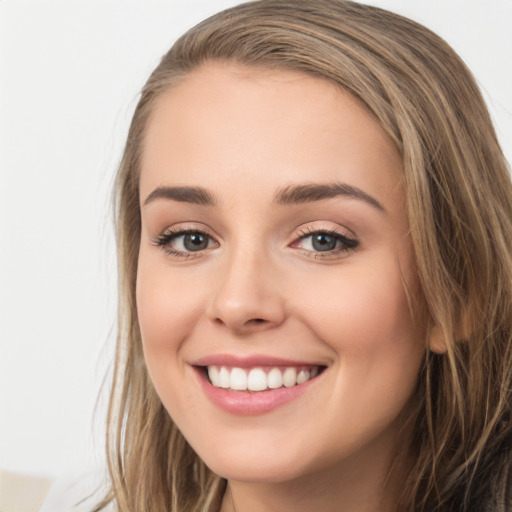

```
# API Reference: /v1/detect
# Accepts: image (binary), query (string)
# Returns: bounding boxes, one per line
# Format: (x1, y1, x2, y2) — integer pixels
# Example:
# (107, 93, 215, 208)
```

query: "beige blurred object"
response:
(0, 469, 52, 512)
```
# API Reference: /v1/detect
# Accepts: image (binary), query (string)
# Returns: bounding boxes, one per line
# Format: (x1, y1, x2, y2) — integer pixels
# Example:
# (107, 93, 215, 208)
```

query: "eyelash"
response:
(293, 227, 359, 258)
(152, 226, 217, 260)
(152, 226, 359, 260)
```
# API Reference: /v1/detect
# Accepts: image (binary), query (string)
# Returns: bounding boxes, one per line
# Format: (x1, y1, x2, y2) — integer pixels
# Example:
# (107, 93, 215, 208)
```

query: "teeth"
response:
(230, 368, 247, 390)
(206, 365, 321, 391)
(283, 367, 297, 388)
(208, 366, 220, 387)
(267, 367, 283, 389)
(247, 368, 267, 391)
(218, 367, 230, 388)
(296, 369, 310, 384)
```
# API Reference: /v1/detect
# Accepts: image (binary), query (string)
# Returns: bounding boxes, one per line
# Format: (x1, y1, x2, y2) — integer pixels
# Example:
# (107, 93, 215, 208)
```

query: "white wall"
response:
(0, 0, 510, 479)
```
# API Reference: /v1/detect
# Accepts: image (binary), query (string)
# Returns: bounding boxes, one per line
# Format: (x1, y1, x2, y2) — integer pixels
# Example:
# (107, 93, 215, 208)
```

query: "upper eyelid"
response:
(296, 227, 350, 238)
(157, 223, 218, 238)
(155, 227, 218, 244)
(292, 223, 357, 241)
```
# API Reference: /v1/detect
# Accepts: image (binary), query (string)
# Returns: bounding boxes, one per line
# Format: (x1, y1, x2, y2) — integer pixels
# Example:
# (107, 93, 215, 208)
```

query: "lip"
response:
(192, 354, 326, 368)
(191, 356, 326, 415)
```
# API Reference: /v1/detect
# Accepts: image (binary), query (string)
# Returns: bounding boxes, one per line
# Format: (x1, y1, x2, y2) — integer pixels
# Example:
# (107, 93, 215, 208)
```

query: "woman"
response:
(96, 1, 512, 510)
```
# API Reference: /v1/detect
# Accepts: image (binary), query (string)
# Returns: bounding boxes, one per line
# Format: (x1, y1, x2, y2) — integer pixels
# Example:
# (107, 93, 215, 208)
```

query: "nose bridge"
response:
(208, 237, 285, 332)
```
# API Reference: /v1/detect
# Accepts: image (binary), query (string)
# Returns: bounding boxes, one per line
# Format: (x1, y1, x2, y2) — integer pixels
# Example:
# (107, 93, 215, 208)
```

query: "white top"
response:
(37, 468, 113, 512)
(0, 467, 113, 512)
(0, 469, 51, 512)
(39, 471, 111, 512)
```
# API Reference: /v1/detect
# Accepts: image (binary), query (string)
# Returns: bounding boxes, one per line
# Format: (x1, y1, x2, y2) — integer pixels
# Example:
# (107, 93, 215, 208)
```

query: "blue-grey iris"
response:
(184, 233, 209, 251)
(312, 234, 337, 251)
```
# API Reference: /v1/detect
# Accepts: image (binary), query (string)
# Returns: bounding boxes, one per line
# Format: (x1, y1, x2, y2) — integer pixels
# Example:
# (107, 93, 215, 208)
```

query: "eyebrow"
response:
(143, 186, 216, 206)
(143, 181, 385, 212)
(274, 182, 385, 212)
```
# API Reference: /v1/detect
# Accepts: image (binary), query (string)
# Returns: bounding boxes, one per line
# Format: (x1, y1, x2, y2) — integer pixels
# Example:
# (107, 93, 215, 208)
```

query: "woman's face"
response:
(137, 63, 425, 484)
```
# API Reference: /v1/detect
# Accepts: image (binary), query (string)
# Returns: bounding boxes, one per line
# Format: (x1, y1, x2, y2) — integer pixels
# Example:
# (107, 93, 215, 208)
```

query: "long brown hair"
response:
(95, 1, 512, 510)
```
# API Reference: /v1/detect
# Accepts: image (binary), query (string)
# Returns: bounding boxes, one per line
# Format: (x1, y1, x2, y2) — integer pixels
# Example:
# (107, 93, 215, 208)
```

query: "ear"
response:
(427, 310, 472, 354)
(428, 325, 447, 354)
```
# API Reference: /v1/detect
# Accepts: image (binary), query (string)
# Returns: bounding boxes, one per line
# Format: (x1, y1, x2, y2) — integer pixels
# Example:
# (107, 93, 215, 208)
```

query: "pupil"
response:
(312, 234, 337, 251)
(184, 233, 208, 251)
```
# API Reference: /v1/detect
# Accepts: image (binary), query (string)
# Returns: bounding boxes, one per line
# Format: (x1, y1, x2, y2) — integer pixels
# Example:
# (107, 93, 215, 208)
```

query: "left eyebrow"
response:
(273, 182, 385, 212)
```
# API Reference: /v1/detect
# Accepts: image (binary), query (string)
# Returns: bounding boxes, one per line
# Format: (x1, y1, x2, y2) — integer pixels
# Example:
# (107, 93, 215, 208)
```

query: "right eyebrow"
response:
(274, 182, 385, 212)
(143, 186, 216, 206)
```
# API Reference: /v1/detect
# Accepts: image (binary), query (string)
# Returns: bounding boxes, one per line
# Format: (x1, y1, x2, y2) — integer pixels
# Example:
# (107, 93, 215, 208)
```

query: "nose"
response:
(207, 246, 286, 334)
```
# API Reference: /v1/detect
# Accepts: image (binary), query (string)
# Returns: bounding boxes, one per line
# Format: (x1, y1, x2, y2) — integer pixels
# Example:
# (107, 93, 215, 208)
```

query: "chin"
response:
(193, 439, 322, 484)
(208, 458, 305, 484)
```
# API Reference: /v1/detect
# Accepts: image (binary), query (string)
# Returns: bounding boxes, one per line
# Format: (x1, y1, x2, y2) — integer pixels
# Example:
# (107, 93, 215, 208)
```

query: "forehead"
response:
(140, 63, 403, 212)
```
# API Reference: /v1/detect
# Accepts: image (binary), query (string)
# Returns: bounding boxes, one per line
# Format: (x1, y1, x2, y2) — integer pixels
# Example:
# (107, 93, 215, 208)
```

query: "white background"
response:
(1, 0, 511, 480)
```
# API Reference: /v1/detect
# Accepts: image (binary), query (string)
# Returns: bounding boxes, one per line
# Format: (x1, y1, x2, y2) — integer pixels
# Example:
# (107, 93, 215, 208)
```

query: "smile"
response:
(207, 365, 321, 392)
(192, 358, 327, 415)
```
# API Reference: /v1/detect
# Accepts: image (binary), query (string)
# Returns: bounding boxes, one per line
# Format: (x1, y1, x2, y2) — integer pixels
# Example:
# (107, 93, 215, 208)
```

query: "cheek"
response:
(292, 252, 425, 403)
(136, 256, 208, 418)
(135, 254, 208, 379)
(300, 265, 419, 346)
(289, 262, 424, 452)
(137, 257, 198, 339)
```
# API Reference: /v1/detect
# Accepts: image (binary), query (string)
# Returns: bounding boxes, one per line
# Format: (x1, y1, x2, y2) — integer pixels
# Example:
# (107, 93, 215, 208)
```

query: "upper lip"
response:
(191, 354, 328, 368)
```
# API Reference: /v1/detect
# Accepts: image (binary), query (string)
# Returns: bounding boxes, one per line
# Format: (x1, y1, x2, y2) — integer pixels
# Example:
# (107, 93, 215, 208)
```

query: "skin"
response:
(136, 63, 426, 512)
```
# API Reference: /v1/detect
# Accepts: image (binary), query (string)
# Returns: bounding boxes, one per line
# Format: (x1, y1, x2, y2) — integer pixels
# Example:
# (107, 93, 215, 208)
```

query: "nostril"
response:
(213, 316, 274, 334)
(249, 318, 266, 324)
(213, 317, 266, 325)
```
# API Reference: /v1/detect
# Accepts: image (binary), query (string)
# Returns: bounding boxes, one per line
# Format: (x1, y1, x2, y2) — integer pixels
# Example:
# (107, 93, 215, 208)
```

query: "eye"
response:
(292, 228, 359, 258)
(303, 233, 341, 252)
(152, 228, 218, 258)
(178, 232, 210, 251)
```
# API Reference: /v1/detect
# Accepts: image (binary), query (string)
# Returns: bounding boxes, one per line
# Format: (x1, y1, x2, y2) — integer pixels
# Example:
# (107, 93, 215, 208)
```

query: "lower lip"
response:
(194, 367, 320, 415)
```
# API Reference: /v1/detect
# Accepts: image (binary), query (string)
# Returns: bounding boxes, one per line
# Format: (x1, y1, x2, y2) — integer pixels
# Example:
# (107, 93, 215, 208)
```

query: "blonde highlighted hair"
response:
(95, 1, 512, 511)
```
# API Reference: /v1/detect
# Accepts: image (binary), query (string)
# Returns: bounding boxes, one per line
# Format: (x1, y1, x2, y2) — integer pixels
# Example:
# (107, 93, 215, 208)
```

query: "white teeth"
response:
(296, 369, 310, 384)
(230, 367, 247, 390)
(267, 367, 283, 389)
(206, 365, 321, 391)
(283, 367, 297, 388)
(218, 367, 230, 388)
(208, 366, 220, 387)
(247, 368, 267, 391)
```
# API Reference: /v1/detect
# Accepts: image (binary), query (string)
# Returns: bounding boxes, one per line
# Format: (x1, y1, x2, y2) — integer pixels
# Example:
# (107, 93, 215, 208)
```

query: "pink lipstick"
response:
(192, 355, 326, 415)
